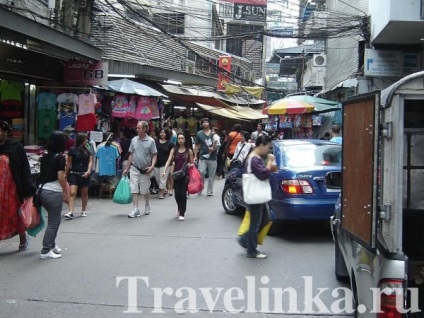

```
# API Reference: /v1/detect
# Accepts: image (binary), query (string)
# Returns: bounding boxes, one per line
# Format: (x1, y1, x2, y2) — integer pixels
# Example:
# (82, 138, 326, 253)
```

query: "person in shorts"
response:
(123, 121, 158, 218)
(64, 132, 93, 219)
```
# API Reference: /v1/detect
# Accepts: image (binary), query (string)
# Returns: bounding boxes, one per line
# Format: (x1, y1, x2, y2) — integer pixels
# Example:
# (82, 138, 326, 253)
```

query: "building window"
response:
(153, 13, 185, 34)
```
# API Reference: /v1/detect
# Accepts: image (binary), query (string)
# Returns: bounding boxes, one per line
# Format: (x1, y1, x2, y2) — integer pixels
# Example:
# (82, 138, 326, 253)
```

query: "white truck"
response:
(330, 71, 424, 317)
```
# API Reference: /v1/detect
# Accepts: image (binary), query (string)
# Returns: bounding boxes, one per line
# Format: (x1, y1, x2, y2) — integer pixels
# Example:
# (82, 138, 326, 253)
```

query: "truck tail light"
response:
(377, 279, 404, 318)
(281, 180, 314, 194)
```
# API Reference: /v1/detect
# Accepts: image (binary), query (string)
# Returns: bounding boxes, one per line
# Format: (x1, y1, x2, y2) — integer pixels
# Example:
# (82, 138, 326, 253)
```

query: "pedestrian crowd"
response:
(0, 119, 287, 260)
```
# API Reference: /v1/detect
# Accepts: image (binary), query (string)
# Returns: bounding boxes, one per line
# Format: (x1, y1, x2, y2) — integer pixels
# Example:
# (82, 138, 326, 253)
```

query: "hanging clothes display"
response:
(0, 80, 24, 118)
(134, 96, 152, 120)
(77, 91, 97, 116)
(57, 92, 78, 113)
(96, 141, 120, 176)
(111, 94, 131, 118)
(76, 113, 97, 132)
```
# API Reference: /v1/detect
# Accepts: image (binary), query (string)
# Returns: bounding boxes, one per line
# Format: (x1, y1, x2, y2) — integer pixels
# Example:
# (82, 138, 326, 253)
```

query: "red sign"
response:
(218, 0, 266, 5)
(63, 60, 108, 86)
(218, 56, 232, 72)
(217, 72, 231, 91)
(217, 56, 232, 91)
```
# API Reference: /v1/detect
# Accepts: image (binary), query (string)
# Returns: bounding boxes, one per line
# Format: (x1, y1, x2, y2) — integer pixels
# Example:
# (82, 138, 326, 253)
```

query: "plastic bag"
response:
(19, 197, 41, 229)
(187, 166, 203, 195)
(27, 207, 45, 237)
(237, 210, 272, 245)
(113, 176, 132, 204)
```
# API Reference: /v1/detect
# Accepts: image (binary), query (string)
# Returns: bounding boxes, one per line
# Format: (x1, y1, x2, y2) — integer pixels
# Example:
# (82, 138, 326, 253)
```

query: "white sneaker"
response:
(52, 245, 62, 254)
(144, 204, 151, 215)
(178, 216, 185, 221)
(128, 208, 141, 218)
(40, 251, 62, 259)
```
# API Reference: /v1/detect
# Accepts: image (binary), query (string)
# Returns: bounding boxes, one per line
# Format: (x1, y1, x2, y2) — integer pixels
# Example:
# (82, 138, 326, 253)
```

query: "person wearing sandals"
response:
(0, 120, 36, 251)
(64, 132, 93, 219)
(39, 131, 69, 259)
(162, 133, 194, 221)
(154, 128, 174, 199)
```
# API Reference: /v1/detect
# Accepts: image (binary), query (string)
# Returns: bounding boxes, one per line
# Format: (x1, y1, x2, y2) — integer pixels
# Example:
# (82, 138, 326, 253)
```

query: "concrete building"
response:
(319, 0, 424, 100)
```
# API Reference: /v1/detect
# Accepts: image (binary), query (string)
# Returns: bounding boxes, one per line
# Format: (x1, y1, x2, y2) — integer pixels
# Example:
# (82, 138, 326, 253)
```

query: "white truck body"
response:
(330, 71, 424, 317)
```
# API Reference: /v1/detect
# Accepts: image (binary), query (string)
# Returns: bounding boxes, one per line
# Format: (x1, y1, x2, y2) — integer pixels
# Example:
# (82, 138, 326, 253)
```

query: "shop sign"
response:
(403, 52, 420, 75)
(89, 131, 103, 143)
(233, 4, 266, 22)
(217, 72, 231, 91)
(219, 0, 266, 5)
(266, 63, 280, 75)
(269, 26, 294, 37)
(217, 56, 232, 91)
(63, 60, 108, 86)
(267, 81, 297, 91)
(364, 49, 403, 77)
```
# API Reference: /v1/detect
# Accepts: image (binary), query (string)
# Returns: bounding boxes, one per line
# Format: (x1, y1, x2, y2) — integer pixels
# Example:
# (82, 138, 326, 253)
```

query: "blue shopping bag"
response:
(113, 176, 132, 204)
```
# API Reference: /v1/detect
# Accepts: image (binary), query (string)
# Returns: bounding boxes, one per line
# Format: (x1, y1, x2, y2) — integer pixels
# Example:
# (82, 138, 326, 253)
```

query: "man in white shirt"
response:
(250, 123, 268, 142)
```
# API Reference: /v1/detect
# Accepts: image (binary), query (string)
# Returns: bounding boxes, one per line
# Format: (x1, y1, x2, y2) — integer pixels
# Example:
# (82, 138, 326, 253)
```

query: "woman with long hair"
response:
(154, 128, 174, 199)
(0, 120, 36, 251)
(39, 131, 69, 259)
(64, 132, 93, 219)
(162, 133, 194, 221)
(238, 135, 274, 259)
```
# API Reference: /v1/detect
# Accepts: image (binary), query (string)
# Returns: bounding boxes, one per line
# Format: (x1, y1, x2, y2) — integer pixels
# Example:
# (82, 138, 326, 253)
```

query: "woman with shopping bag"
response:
(238, 135, 274, 259)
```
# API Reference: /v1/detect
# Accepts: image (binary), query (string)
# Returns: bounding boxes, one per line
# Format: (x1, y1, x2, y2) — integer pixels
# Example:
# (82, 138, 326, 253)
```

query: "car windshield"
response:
(276, 144, 342, 168)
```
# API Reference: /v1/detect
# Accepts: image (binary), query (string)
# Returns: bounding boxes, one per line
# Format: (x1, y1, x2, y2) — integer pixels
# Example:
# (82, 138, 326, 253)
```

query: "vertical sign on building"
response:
(217, 56, 232, 91)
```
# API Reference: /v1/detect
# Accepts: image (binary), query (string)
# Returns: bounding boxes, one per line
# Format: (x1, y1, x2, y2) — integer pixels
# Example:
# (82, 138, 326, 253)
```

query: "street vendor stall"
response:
(264, 96, 341, 139)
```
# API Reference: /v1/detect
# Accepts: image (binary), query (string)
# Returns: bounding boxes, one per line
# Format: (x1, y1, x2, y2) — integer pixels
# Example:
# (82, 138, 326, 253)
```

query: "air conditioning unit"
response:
(312, 54, 327, 67)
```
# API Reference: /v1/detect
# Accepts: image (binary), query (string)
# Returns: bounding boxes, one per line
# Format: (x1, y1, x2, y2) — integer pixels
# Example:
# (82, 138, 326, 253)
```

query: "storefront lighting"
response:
(24, 82, 29, 86)
(109, 74, 136, 78)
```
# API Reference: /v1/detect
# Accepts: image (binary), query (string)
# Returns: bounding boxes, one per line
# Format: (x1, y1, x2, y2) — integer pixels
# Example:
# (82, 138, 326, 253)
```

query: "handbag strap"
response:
(173, 149, 189, 171)
(39, 153, 59, 190)
(246, 155, 259, 174)
(224, 131, 240, 156)
(233, 143, 246, 161)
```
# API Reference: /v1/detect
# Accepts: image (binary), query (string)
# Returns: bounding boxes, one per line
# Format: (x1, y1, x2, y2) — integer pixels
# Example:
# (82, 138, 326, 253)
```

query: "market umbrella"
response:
(267, 98, 314, 115)
(288, 95, 341, 113)
(106, 78, 166, 97)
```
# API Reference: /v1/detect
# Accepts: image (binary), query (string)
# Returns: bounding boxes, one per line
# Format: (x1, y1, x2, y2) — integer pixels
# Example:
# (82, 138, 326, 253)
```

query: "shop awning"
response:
(232, 106, 268, 120)
(196, 103, 266, 121)
(162, 85, 232, 108)
(106, 79, 166, 97)
(161, 84, 265, 108)
(196, 103, 245, 120)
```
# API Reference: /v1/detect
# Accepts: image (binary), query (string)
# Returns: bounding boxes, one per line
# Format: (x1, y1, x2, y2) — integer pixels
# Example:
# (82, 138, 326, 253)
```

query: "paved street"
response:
(0, 179, 351, 317)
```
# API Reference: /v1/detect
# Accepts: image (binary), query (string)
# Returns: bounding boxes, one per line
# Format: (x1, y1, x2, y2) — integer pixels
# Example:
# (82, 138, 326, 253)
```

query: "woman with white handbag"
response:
(239, 135, 274, 259)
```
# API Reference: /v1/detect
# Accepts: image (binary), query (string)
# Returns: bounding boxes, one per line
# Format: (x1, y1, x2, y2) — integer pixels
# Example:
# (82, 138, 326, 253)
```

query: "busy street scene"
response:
(1, 0, 424, 317)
